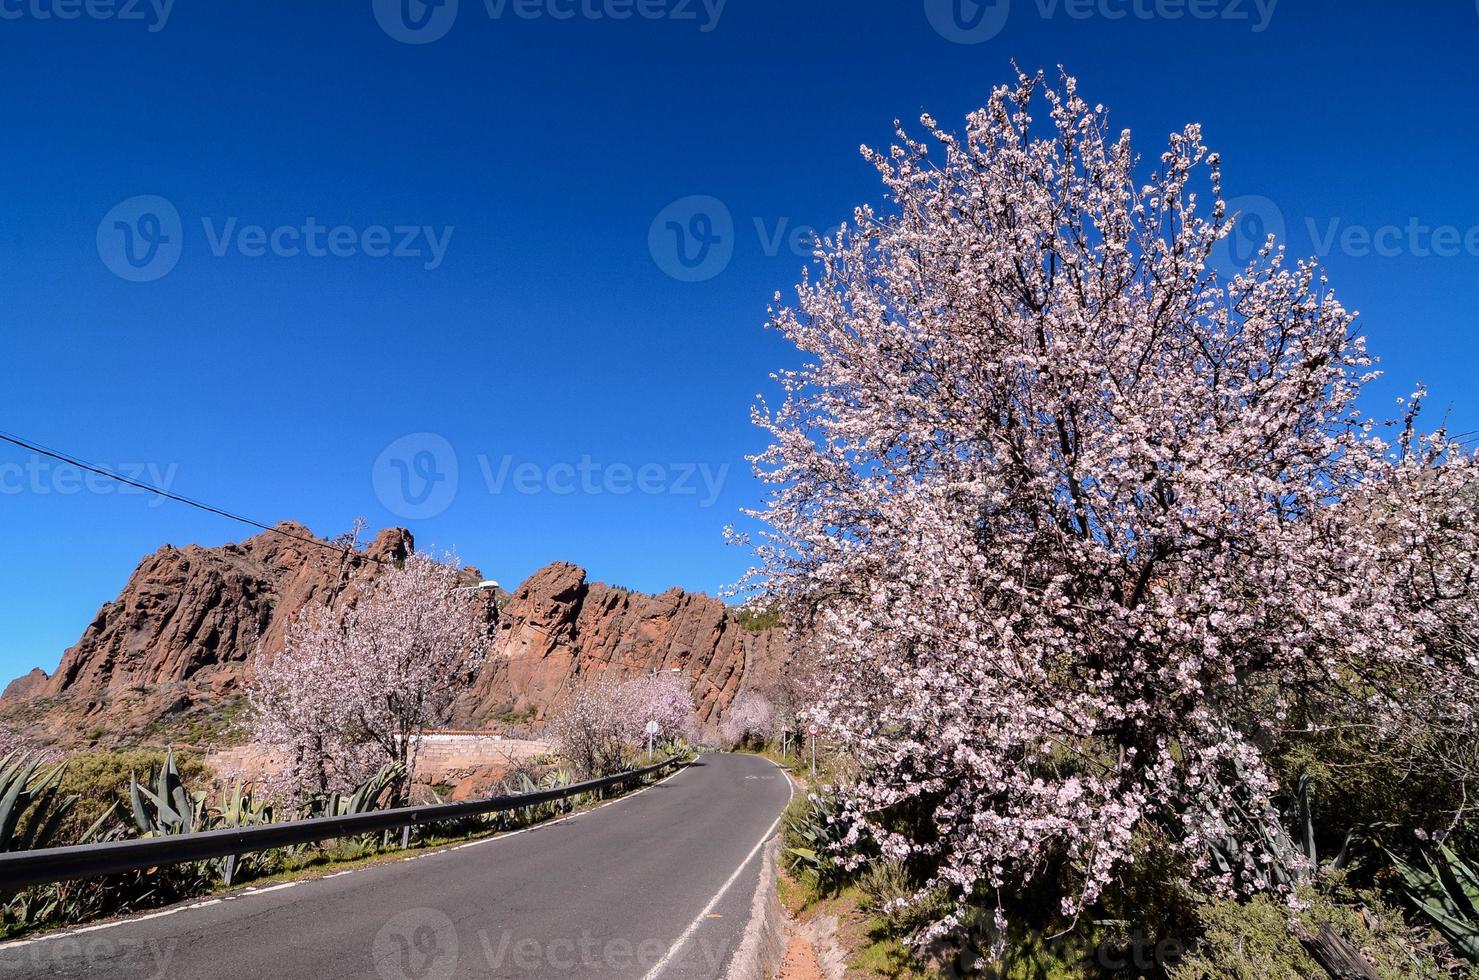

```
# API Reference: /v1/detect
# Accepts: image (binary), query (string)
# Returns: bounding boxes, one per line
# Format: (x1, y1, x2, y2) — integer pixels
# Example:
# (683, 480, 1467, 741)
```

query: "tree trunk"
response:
(1296, 923, 1381, 980)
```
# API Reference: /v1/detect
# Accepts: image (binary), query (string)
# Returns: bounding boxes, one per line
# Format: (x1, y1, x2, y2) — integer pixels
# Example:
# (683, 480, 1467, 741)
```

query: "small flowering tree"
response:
(248, 603, 381, 801)
(248, 551, 488, 805)
(547, 676, 634, 779)
(721, 692, 775, 749)
(621, 673, 698, 747)
(550, 673, 702, 775)
(745, 66, 1479, 955)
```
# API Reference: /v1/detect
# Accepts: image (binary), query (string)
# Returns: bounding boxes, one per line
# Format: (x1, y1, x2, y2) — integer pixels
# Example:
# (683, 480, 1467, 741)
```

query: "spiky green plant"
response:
(1387, 844, 1479, 964)
(781, 789, 849, 894)
(1204, 770, 1358, 891)
(128, 750, 208, 837)
(317, 763, 406, 818)
(216, 781, 280, 882)
(0, 753, 79, 853)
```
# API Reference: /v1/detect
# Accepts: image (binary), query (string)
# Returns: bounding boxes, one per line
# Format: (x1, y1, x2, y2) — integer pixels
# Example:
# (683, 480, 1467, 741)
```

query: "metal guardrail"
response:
(0, 756, 683, 890)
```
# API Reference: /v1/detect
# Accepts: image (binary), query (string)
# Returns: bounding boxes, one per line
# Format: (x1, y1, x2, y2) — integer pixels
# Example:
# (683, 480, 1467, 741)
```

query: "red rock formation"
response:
(0, 668, 48, 703)
(43, 521, 410, 698)
(454, 562, 789, 728)
(2, 524, 788, 746)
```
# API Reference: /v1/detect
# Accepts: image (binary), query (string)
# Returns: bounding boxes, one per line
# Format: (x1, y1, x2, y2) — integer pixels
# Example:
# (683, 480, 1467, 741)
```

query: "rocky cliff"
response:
(2, 523, 787, 747)
(453, 561, 789, 728)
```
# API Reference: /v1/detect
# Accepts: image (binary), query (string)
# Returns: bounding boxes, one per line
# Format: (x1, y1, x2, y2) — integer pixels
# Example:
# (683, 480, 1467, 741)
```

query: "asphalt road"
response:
(0, 753, 794, 980)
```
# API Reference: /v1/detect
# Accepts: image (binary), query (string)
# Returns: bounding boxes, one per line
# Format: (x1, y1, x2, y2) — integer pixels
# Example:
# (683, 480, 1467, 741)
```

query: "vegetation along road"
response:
(0, 753, 794, 980)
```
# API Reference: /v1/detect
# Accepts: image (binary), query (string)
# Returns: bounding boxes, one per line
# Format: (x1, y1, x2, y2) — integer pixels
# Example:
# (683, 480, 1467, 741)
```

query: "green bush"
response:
(858, 859, 955, 941)
(734, 607, 782, 632)
(1171, 877, 1457, 980)
(56, 748, 212, 843)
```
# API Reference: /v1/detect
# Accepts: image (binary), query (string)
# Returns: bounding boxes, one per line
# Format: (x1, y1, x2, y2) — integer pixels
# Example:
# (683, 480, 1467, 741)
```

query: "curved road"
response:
(0, 753, 793, 980)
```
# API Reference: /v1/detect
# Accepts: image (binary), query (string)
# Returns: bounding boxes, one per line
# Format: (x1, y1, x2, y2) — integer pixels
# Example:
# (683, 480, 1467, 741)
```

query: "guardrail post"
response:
(223, 854, 237, 888)
(401, 824, 411, 849)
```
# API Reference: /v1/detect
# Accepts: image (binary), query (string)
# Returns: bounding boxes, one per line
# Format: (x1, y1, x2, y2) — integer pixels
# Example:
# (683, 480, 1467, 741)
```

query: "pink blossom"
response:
(745, 68, 1479, 941)
(248, 551, 489, 804)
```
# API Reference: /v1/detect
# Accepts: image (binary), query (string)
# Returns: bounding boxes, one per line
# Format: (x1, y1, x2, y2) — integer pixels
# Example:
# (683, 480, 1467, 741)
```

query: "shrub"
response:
(55, 748, 211, 844)
(1171, 877, 1455, 980)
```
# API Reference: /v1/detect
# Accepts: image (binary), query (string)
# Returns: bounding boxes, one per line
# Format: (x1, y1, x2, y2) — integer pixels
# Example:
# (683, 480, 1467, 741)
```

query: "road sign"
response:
(807, 723, 819, 736)
(645, 720, 660, 735)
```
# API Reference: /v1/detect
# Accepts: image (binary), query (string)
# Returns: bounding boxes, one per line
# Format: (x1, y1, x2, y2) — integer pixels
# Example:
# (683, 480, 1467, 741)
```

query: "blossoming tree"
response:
(622, 672, 698, 746)
(745, 67, 1479, 951)
(547, 676, 634, 779)
(248, 551, 489, 804)
(549, 672, 699, 776)
(720, 691, 775, 749)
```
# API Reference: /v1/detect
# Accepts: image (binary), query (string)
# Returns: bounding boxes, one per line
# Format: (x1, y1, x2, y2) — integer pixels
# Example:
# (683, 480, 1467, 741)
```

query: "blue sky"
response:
(2, 0, 1478, 681)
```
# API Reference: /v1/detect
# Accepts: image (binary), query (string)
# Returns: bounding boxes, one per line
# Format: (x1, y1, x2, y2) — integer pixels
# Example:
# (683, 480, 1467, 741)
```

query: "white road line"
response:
(641, 759, 796, 980)
(0, 762, 693, 952)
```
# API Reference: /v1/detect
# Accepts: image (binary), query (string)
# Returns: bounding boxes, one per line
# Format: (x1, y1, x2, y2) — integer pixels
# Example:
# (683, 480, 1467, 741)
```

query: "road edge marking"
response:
(641, 755, 796, 980)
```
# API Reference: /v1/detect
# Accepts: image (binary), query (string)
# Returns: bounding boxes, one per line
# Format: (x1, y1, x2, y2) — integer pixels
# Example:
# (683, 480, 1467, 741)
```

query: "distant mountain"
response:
(1, 522, 789, 748)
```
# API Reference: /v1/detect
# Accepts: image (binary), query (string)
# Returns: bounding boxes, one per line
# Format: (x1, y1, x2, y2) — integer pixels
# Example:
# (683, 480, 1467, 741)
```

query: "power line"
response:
(0, 429, 383, 564)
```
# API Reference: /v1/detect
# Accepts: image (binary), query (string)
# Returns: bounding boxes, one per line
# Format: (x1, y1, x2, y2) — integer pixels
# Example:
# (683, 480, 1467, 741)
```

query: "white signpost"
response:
(645, 719, 660, 758)
(807, 722, 820, 776)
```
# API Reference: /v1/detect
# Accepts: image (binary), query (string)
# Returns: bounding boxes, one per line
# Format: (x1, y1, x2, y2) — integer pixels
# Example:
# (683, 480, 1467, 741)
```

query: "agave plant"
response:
(0, 752, 79, 853)
(129, 750, 209, 837)
(216, 781, 280, 884)
(217, 780, 274, 828)
(1204, 770, 1358, 890)
(316, 763, 406, 818)
(1387, 844, 1479, 964)
(782, 788, 849, 893)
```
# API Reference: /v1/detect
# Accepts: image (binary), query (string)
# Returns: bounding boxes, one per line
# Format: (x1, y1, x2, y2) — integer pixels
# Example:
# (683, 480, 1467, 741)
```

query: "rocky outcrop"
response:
(1, 668, 48, 704)
(2, 524, 788, 746)
(43, 522, 411, 698)
(1, 522, 413, 746)
(454, 561, 790, 728)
